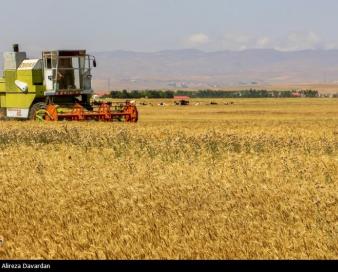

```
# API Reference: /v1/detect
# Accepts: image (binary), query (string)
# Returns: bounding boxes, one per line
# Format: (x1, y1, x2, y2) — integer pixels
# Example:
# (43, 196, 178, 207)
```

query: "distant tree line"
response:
(108, 89, 320, 99)
(110, 90, 175, 99)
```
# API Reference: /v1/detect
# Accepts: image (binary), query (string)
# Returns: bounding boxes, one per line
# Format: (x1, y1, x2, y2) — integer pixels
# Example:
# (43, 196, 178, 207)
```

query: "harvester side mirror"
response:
(93, 59, 97, 68)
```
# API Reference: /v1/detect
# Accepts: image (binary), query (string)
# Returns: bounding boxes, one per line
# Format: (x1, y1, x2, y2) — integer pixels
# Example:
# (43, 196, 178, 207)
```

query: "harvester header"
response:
(0, 44, 138, 122)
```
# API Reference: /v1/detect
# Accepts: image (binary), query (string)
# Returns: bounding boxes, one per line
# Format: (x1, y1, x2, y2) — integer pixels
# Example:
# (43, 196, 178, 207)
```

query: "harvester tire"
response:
(0, 108, 6, 120)
(29, 102, 47, 121)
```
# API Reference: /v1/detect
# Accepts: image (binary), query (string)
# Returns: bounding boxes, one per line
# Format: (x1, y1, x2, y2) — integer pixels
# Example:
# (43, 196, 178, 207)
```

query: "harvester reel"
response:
(28, 101, 139, 123)
(35, 109, 49, 122)
(124, 103, 139, 122)
(36, 105, 58, 121)
(29, 103, 59, 121)
(45, 104, 59, 121)
(29, 102, 47, 121)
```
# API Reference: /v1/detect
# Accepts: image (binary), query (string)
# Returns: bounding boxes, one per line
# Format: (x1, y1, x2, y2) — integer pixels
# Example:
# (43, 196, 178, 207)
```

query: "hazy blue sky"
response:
(2, 0, 338, 53)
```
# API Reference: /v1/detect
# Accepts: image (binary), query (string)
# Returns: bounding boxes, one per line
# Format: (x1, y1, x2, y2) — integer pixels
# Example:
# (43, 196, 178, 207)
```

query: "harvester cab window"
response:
(46, 58, 52, 69)
(57, 58, 76, 90)
(42, 51, 92, 93)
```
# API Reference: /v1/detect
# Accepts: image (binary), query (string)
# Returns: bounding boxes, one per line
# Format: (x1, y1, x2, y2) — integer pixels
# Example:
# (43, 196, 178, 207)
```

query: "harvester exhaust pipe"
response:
(13, 44, 19, 52)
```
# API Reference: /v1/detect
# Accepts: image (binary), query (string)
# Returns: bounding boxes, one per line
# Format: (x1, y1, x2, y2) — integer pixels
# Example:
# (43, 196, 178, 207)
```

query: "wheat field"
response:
(0, 98, 337, 259)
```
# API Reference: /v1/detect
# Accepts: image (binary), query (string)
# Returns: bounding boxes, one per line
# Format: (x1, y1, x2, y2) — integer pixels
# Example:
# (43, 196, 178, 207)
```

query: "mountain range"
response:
(91, 49, 338, 90)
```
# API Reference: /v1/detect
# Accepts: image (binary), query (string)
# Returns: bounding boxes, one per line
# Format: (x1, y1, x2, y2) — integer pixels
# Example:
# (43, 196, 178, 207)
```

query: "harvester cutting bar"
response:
(44, 102, 138, 122)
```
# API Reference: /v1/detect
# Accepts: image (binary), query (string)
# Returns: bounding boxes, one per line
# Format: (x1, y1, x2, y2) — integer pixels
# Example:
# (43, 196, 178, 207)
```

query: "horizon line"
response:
(2, 47, 338, 55)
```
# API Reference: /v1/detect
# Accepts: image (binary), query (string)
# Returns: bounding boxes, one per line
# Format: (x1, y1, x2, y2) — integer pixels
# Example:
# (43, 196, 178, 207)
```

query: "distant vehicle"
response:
(174, 96, 190, 106)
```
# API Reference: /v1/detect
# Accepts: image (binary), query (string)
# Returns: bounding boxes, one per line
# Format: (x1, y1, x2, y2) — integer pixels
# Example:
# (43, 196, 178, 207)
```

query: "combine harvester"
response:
(0, 44, 138, 122)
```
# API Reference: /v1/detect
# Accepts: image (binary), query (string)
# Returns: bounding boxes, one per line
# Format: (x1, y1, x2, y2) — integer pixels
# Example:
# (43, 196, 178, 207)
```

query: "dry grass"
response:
(0, 98, 337, 259)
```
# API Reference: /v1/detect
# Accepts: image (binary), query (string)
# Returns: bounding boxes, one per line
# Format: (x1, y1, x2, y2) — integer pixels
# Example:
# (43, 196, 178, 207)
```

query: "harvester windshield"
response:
(43, 50, 93, 95)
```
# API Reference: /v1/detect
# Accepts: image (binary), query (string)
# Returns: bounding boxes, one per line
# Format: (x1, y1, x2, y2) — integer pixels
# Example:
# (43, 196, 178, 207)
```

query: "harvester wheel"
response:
(29, 102, 47, 121)
(0, 108, 6, 120)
